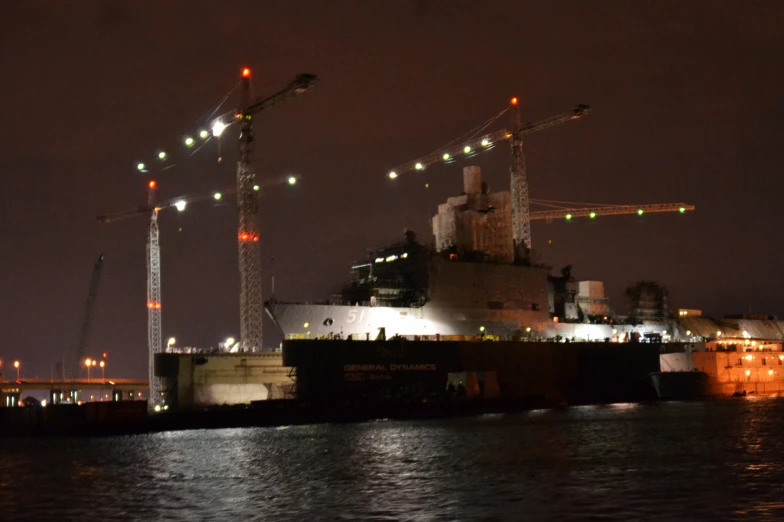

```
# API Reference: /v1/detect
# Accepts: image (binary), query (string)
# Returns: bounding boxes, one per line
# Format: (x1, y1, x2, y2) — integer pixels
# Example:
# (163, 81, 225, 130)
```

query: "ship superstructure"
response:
(267, 166, 666, 342)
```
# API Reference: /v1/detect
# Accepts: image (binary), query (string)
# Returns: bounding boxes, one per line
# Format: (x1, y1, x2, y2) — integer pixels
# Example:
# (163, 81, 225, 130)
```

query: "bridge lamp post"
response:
(85, 358, 92, 382)
(99, 360, 105, 381)
(14, 360, 20, 381)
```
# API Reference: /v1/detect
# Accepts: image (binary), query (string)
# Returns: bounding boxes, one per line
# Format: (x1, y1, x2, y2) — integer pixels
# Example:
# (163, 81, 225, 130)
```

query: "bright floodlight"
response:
(253, 184, 260, 192)
(464, 146, 471, 153)
(212, 120, 227, 137)
(174, 200, 187, 212)
(388, 171, 398, 179)
(442, 153, 450, 160)
(184, 137, 194, 147)
(167, 337, 176, 347)
(481, 138, 490, 147)
(137, 163, 146, 171)
(213, 192, 222, 201)
(415, 162, 424, 170)
(158, 151, 166, 160)
(199, 130, 209, 139)
(288, 176, 297, 185)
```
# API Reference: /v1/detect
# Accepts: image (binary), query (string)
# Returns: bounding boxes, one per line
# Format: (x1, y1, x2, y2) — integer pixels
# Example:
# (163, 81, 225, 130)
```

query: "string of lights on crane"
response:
(135, 73, 250, 175)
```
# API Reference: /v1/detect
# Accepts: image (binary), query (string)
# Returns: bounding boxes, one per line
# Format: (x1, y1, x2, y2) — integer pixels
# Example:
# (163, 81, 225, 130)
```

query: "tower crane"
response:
(388, 101, 589, 261)
(233, 70, 317, 353)
(97, 175, 298, 408)
(127, 68, 315, 356)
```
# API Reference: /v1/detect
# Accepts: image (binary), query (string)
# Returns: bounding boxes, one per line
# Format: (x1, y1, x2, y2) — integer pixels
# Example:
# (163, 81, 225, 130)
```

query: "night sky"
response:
(2, 1, 783, 380)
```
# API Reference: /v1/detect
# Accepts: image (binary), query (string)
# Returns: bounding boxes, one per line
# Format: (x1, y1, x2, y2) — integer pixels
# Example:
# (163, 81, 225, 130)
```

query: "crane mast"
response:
(72, 254, 104, 385)
(509, 100, 530, 260)
(146, 184, 163, 408)
(234, 70, 317, 353)
(236, 70, 263, 353)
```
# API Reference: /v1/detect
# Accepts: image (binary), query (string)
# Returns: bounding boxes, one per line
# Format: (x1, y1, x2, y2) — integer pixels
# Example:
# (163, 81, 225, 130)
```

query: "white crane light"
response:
(481, 138, 490, 147)
(442, 153, 450, 160)
(213, 192, 222, 201)
(253, 184, 260, 192)
(199, 130, 209, 139)
(287, 176, 297, 185)
(137, 163, 146, 171)
(158, 151, 167, 160)
(184, 137, 194, 147)
(415, 162, 424, 170)
(388, 171, 398, 179)
(212, 120, 227, 137)
(464, 146, 471, 153)
(174, 200, 187, 212)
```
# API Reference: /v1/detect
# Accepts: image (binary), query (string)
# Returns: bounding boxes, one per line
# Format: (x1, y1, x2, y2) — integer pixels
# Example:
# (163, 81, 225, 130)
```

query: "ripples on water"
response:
(1, 399, 784, 521)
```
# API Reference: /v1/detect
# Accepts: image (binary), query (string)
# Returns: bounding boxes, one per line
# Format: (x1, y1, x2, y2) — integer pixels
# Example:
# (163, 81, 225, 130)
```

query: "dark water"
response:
(2, 398, 784, 521)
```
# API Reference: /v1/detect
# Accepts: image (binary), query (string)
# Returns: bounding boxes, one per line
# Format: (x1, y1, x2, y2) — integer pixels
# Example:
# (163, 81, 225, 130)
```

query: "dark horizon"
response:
(2, 1, 783, 380)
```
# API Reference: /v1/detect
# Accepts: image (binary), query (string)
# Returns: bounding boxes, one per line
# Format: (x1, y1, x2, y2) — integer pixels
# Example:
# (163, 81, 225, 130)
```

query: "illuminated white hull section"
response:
(266, 302, 670, 342)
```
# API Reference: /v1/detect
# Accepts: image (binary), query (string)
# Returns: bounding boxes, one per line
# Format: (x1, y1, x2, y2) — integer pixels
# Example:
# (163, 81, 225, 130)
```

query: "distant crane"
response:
(97, 175, 297, 408)
(388, 101, 589, 261)
(72, 254, 104, 389)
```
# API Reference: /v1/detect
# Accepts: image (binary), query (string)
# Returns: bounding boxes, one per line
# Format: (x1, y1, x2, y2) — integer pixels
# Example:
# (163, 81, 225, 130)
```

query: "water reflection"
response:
(2, 399, 784, 520)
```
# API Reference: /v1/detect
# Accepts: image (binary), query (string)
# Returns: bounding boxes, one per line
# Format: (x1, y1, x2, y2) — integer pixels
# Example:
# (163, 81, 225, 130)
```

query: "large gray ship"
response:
(267, 166, 669, 344)
(266, 166, 784, 406)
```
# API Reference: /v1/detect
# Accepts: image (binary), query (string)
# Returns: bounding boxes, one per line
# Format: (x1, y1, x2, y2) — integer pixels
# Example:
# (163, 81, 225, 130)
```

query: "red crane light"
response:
(148, 180, 157, 189)
(242, 68, 251, 78)
(510, 97, 519, 106)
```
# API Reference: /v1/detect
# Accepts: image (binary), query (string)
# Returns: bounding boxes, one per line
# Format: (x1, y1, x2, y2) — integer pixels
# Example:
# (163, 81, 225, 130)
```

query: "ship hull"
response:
(267, 302, 664, 342)
(656, 351, 784, 399)
(282, 339, 662, 406)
